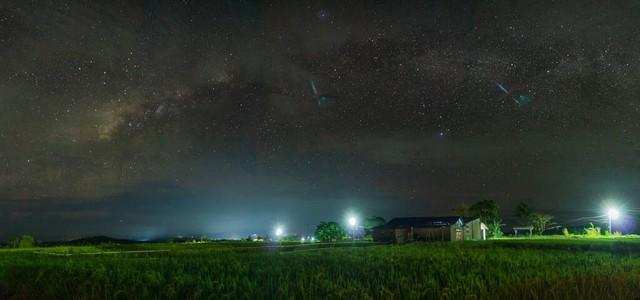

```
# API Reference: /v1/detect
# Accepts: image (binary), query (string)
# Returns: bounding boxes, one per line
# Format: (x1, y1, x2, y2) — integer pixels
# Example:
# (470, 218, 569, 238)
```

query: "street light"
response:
(347, 214, 358, 241)
(275, 226, 284, 239)
(348, 216, 357, 228)
(607, 208, 620, 233)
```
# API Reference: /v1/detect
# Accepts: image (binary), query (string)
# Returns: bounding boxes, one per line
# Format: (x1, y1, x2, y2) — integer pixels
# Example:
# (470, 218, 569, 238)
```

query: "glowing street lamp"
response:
(275, 226, 284, 239)
(607, 208, 620, 233)
(347, 214, 358, 241)
(348, 216, 357, 228)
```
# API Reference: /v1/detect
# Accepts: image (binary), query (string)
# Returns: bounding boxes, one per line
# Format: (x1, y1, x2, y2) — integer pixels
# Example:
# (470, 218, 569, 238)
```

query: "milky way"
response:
(1, 1, 640, 239)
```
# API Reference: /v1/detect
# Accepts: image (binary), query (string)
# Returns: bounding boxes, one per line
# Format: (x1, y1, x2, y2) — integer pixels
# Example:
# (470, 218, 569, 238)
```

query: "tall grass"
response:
(1, 240, 640, 299)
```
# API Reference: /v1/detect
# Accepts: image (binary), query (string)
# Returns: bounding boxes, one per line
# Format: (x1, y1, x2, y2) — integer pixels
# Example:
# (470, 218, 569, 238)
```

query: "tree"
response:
(514, 202, 532, 224)
(529, 213, 554, 235)
(363, 216, 386, 238)
(10, 235, 36, 248)
(314, 222, 347, 242)
(451, 203, 471, 217)
(470, 200, 502, 238)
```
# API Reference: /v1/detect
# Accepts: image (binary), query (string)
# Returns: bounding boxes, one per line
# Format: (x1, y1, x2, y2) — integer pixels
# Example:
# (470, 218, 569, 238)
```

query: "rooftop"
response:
(376, 216, 479, 229)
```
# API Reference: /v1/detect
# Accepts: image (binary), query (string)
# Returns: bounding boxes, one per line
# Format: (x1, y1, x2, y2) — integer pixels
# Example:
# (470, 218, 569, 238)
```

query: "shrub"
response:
(605, 231, 623, 237)
(584, 223, 601, 237)
(491, 228, 504, 238)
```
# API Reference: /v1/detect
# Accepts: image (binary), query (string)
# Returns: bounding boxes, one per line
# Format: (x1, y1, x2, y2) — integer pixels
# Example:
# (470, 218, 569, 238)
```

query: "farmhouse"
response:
(372, 216, 487, 243)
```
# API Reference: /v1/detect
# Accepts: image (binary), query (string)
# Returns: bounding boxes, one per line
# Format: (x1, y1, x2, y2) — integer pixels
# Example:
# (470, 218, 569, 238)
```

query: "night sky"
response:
(2, 1, 640, 240)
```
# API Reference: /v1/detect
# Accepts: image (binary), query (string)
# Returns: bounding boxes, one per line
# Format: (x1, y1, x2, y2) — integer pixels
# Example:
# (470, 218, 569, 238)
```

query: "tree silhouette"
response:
(314, 222, 347, 242)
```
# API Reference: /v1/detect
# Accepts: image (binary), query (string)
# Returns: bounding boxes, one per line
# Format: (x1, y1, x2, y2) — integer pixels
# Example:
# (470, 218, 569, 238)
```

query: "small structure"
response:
(513, 226, 533, 237)
(372, 216, 487, 243)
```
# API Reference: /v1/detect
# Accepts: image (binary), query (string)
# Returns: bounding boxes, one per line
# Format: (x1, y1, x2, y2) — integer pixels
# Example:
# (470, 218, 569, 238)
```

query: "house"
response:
(372, 216, 487, 243)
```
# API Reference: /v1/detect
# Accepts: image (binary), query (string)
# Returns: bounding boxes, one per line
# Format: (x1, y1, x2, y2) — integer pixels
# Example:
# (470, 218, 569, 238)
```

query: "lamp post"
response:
(275, 226, 284, 240)
(348, 215, 357, 242)
(607, 208, 620, 233)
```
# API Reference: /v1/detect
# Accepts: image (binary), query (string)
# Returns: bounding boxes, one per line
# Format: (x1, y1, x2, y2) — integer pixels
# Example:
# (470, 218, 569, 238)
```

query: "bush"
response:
(605, 231, 623, 237)
(584, 223, 601, 237)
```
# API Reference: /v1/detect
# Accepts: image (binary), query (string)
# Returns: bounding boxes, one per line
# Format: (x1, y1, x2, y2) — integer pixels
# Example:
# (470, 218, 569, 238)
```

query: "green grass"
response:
(1, 239, 640, 299)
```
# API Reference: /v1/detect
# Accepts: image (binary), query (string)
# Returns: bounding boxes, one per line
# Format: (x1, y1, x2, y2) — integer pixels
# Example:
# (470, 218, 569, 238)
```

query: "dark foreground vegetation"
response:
(1, 239, 640, 299)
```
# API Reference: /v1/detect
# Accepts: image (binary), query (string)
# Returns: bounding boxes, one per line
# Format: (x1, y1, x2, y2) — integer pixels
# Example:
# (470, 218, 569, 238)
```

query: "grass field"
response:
(1, 239, 640, 299)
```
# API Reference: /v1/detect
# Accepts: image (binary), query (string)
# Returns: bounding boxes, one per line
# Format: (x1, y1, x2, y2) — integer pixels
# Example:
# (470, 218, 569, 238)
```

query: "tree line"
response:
(312, 200, 554, 241)
(313, 217, 386, 242)
(451, 200, 556, 237)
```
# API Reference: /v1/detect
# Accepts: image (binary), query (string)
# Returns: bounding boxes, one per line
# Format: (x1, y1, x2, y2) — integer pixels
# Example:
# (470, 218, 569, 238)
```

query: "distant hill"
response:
(61, 236, 136, 245)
